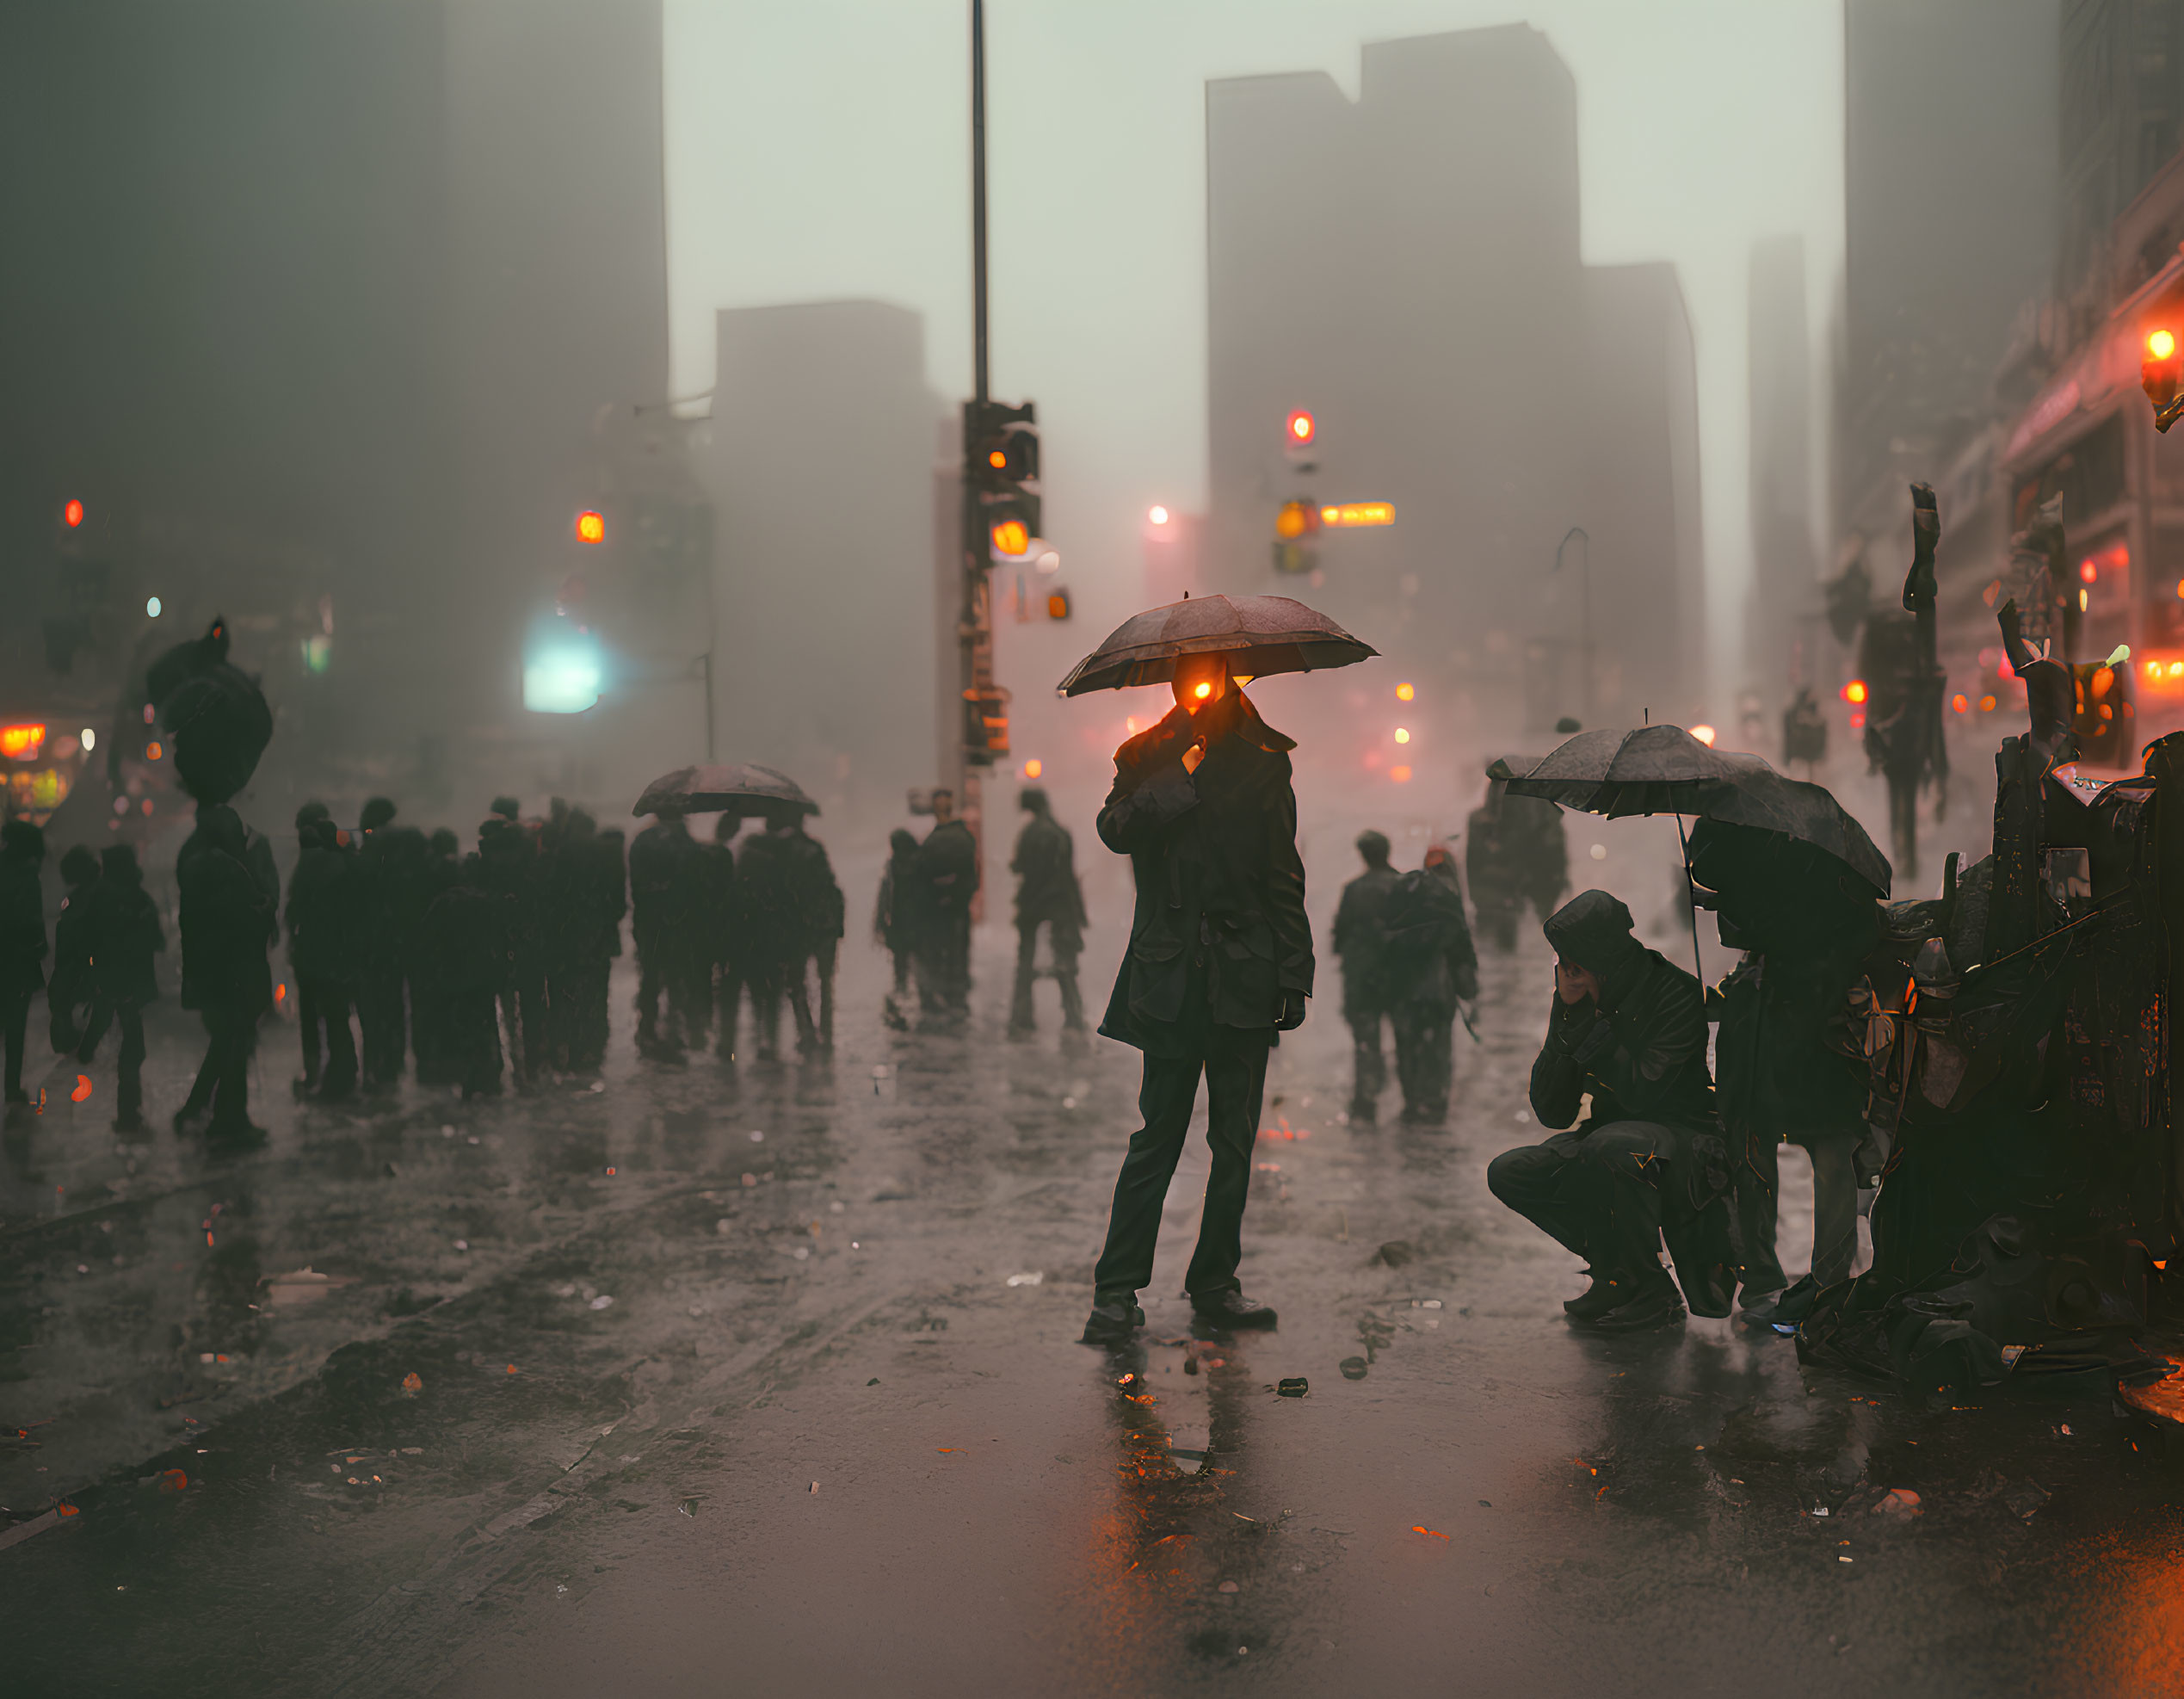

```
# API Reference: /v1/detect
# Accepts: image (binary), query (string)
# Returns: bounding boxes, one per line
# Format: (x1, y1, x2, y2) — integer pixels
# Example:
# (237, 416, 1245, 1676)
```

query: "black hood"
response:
(1543, 889, 1645, 985)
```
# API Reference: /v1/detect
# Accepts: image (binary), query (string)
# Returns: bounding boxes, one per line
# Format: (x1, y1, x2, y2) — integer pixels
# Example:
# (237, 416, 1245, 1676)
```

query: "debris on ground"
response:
(399, 1372, 423, 1395)
(1872, 1487, 1922, 1518)
(1276, 1377, 1309, 1398)
(1375, 1241, 1416, 1268)
(1005, 1272, 1043, 1287)
(1339, 1357, 1369, 1380)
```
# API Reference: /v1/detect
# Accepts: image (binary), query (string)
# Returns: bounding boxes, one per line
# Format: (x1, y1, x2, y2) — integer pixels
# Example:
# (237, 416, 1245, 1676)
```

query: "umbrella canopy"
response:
(1057, 594, 1375, 696)
(633, 763, 817, 819)
(1490, 724, 1891, 898)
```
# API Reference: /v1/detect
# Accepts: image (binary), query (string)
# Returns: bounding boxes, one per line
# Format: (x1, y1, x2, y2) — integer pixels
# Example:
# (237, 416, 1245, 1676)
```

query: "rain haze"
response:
(22, 3, 2184, 1696)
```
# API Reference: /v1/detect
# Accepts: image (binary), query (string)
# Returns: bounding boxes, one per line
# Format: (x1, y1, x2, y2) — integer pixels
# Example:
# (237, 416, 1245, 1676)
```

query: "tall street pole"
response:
(958, 0, 994, 917)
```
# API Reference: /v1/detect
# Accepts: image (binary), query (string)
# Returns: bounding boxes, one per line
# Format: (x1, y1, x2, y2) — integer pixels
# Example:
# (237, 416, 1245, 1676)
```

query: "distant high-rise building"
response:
(1748, 235, 1815, 694)
(699, 301, 949, 815)
(1204, 26, 1705, 739)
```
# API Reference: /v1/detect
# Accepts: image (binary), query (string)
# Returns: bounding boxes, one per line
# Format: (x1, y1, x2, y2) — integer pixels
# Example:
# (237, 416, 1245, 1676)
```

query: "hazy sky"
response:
(663, 0, 1844, 701)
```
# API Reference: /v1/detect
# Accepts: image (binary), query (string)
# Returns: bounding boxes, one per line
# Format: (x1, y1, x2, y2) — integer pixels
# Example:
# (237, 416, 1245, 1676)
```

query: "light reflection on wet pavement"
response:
(8, 928, 2184, 1697)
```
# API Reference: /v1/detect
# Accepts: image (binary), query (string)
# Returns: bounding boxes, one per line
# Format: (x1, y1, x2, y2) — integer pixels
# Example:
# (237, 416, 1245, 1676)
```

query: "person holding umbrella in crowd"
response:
(1058, 593, 1374, 1345)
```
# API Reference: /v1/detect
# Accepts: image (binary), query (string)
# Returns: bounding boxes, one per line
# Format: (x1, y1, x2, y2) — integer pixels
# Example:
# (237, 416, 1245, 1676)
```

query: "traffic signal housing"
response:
(2145, 329, 2184, 431)
(969, 398, 1041, 558)
(963, 685, 1010, 763)
(1046, 586, 1071, 621)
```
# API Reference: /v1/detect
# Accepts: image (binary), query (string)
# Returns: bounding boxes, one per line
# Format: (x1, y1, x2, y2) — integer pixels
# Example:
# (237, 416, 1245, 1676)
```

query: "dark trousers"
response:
(2, 987, 30, 1101)
(449, 986, 503, 1097)
(77, 994, 147, 1119)
(1486, 1121, 1672, 1282)
(749, 954, 817, 1057)
(1091, 1040, 1272, 1301)
(1010, 922, 1084, 1032)
(1344, 1005, 1387, 1117)
(297, 973, 358, 1094)
(1392, 1001, 1455, 1121)
(921, 911, 971, 1012)
(499, 968, 546, 1080)
(186, 1004, 257, 1130)
(637, 939, 698, 1050)
(358, 967, 405, 1085)
(546, 956, 608, 1072)
(1732, 1126, 1860, 1295)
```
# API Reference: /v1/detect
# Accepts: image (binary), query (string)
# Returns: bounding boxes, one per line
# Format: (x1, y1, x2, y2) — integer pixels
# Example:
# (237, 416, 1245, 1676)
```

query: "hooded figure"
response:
(176, 804, 277, 1138)
(1008, 786, 1089, 1035)
(1485, 889, 1734, 1331)
(1331, 829, 1402, 1121)
(1383, 843, 1479, 1125)
(875, 827, 923, 1029)
(0, 819, 46, 1112)
(1080, 655, 1313, 1345)
(74, 843, 165, 1129)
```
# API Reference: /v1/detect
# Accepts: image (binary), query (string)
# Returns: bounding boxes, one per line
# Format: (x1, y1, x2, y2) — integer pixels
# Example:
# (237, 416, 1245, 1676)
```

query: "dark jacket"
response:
(920, 819, 979, 915)
(421, 859, 514, 995)
(876, 830, 922, 953)
(49, 871, 100, 1016)
(81, 871, 164, 1004)
(1095, 693, 1313, 1053)
(735, 826, 841, 965)
(1011, 812, 1087, 935)
(286, 828, 360, 982)
(0, 856, 46, 995)
(1385, 862, 1479, 1016)
(1707, 936, 1872, 1144)
(1332, 864, 1402, 1016)
(180, 827, 275, 1014)
(629, 819, 701, 951)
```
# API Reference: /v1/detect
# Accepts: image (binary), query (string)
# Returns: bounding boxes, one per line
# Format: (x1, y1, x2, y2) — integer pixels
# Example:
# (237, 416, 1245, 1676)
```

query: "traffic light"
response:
(62, 498, 83, 529)
(1285, 410, 1316, 448)
(575, 510, 607, 545)
(1046, 585, 1071, 621)
(963, 685, 1010, 763)
(968, 398, 1041, 560)
(2146, 329, 2184, 431)
(1275, 499, 1320, 541)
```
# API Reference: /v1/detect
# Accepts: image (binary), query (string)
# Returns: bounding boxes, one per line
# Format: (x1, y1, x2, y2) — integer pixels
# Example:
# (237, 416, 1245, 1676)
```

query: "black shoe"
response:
(1564, 1270, 1633, 1320)
(1584, 1280, 1686, 1333)
(1190, 1289, 1278, 1330)
(1081, 1294, 1144, 1345)
(1736, 1288, 1786, 1325)
(113, 1110, 146, 1134)
(171, 1100, 209, 1133)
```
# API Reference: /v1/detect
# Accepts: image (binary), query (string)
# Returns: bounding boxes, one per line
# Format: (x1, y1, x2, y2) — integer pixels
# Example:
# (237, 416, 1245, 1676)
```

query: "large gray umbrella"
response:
(1057, 594, 1376, 696)
(633, 763, 817, 819)
(1490, 725, 1891, 897)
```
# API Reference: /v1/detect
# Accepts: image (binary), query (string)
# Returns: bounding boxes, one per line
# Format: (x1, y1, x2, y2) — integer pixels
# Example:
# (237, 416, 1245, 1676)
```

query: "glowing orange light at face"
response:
(63, 499, 83, 528)
(991, 519, 1029, 556)
(575, 510, 606, 545)
(1286, 409, 1316, 445)
(1396, 682, 1414, 701)
(1842, 680, 1867, 705)
(1690, 724, 1718, 746)
(71, 1074, 92, 1103)
(1194, 683, 1212, 700)
(2153, 330, 2177, 361)
(145, 741, 162, 761)
(1023, 758, 1043, 779)
(0, 724, 46, 760)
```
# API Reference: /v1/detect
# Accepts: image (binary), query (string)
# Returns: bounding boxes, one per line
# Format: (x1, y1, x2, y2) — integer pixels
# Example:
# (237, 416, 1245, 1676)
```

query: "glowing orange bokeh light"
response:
(0, 724, 46, 761)
(1194, 683, 1212, 700)
(71, 1075, 92, 1103)
(1690, 724, 1718, 747)
(1023, 759, 1043, 779)
(575, 510, 606, 545)
(1396, 682, 1415, 701)
(62, 499, 83, 528)
(1390, 765, 1412, 783)
(1842, 679, 1868, 705)
(145, 741, 162, 761)
(1286, 409, 1316, 445)
(991, 519, 1030, 556)
(2152, 329, 2177, 361)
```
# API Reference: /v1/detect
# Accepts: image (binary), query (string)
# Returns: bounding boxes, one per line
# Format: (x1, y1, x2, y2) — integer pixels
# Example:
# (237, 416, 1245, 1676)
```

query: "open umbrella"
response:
(1489, 725, 1891, 898)
(633, 763, 817, 819)
(1057, 594, 1375, 696)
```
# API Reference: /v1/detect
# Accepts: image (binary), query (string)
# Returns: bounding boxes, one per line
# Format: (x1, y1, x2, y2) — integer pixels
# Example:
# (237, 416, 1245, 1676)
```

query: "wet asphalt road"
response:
(9, 922, 2184, 1698)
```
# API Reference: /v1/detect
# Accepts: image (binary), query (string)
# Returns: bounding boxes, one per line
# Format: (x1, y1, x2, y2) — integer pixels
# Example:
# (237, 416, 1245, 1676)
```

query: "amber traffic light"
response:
(1274, 499, 1320, 541)
(575, 510, 607, 545)
(2145, 329, 2184, 430)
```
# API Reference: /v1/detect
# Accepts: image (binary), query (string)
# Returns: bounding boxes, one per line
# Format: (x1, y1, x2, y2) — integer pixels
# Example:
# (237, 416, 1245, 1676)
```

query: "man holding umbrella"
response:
(1080, 652, 1314, 1342)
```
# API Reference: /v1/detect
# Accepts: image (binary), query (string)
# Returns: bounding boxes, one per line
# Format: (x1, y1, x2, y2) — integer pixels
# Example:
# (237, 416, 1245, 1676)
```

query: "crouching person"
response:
(1486, 890, 1734, 1331)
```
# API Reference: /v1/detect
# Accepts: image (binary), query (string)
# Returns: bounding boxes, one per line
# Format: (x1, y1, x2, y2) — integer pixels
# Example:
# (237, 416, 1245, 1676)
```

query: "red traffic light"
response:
(1285, 410, 1316, 447)
(62, 499, 83, 528)
(575, 510, 606, 545)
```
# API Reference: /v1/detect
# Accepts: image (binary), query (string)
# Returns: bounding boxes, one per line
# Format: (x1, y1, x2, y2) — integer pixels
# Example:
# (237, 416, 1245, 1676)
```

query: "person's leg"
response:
(1485, 1135, 1594, 1259)
(635, 942, 665, 1043)
(1346, 1008, 1385, 1121)
(1573, 1122, 1671, 1287)
(713, 959, 742, 1058)
(786, 957, 818, 1053)
(816, 942, 836, 1050)
(752, 960, 783, 1059)
(1731, 1126, 1787, 1301)
(296, 976, 324, 1090)
(320, 980, 358, 1096)
(1090, 1053, 1204, 1300)
(115, 1001, 146, 1126)
(206, 1008, 255, 1131)
(1054, 942, 1086, 1032)
(1423, 1015, 1454, 1120)
(1183, 1039, 1274, 1299)
(77, 995, 114, 1066)
(1010, 924, 1040, 1032)
(1803, 1131, 1861, 1288)
(521, 968, 552, 1080)
(1, 989, 28, 1102)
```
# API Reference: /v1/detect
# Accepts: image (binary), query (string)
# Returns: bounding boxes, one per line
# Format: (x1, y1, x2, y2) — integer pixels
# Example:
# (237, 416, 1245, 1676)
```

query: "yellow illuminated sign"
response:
(1319, 502, 1395, 528)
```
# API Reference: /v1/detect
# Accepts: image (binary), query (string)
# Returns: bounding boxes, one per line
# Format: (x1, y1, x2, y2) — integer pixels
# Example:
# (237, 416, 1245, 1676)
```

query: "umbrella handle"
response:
(1674, 814, 1706, 987)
